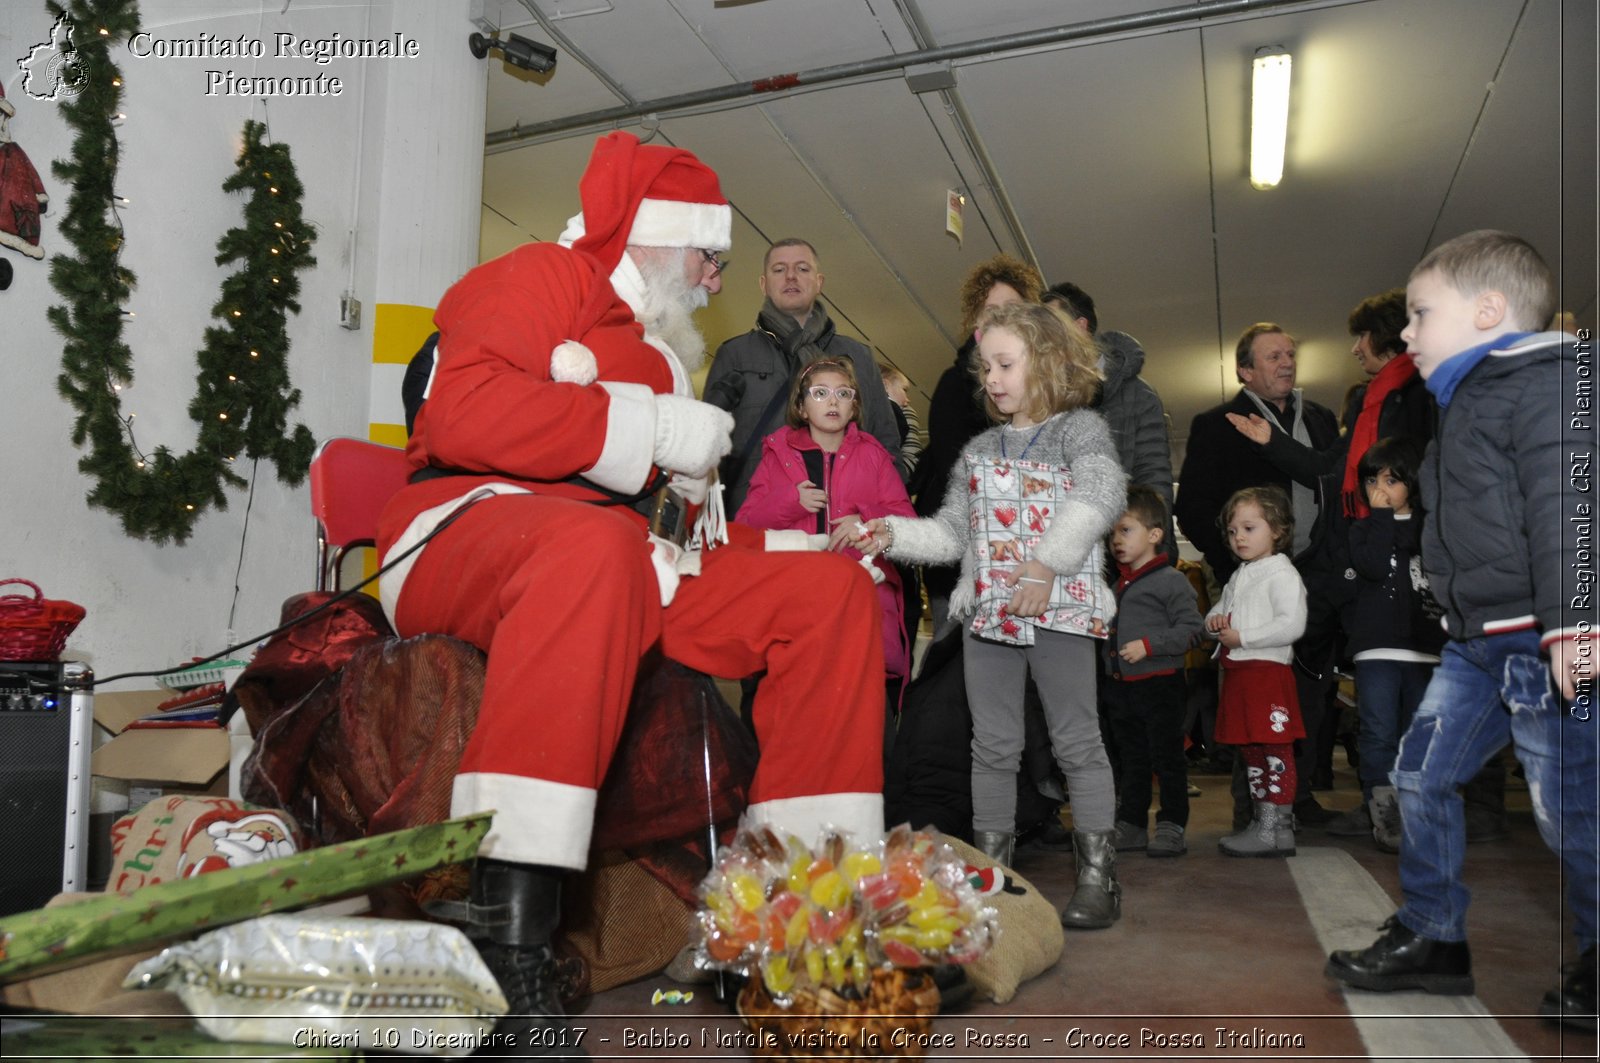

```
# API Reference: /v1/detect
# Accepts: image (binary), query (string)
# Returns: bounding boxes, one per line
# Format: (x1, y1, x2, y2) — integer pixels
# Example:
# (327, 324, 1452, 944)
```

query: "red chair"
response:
(309, 437, 414, 592)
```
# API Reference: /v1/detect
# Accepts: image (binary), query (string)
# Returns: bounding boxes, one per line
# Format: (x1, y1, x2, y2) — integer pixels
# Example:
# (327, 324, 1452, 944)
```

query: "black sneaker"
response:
(1294, 797, 1339, 827)
(1540, 945, 1598, 1031)
(1325, 916, 1474, 995)
(1324, 804, 1373, 837)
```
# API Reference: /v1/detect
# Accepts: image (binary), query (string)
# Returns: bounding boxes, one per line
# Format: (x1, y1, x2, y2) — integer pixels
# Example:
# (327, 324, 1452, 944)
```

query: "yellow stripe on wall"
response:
(359, 303, 436, 592)
(372, 303, 439, 365)
(369, 422, 408, 449)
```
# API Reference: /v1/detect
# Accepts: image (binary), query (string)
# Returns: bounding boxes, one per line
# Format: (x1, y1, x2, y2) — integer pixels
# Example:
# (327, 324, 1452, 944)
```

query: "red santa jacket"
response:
(377, 243, 765, 617)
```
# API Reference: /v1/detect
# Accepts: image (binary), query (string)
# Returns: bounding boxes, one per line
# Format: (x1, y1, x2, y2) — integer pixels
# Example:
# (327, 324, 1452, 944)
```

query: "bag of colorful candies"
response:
(694, 821, 998, 1003)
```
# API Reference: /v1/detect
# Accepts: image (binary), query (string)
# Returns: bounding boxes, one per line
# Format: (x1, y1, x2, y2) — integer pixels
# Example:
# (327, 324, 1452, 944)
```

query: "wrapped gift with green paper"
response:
(0, 814, 490, 983)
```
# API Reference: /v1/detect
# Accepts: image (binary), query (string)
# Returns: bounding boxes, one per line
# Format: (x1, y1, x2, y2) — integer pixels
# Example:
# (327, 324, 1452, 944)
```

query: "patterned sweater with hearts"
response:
(886, 408, 1127, 625)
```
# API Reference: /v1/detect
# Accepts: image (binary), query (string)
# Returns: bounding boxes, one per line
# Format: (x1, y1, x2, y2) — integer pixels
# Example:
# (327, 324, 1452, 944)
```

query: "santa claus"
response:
(0, 83, 48, 265)
(377, 132, 886, 1047)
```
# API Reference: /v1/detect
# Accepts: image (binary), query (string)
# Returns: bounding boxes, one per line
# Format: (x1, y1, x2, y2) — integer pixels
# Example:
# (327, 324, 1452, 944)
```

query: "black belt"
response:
(408, 465, 681, 537)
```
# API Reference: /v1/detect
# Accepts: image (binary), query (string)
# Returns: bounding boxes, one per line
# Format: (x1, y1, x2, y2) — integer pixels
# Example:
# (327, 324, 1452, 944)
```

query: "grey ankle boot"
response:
(1220, 801, 1295, 858)
(973, 829, 1015, 868)
(1060, 829, 1121, 930)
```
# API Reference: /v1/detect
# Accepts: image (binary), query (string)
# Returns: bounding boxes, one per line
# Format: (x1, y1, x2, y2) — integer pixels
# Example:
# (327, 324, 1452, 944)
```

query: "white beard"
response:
(633, 252, 709, 373)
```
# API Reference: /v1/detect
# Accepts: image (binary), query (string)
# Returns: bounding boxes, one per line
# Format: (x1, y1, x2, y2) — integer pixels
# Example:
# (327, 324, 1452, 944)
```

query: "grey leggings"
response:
(963, 627, 1115, 833)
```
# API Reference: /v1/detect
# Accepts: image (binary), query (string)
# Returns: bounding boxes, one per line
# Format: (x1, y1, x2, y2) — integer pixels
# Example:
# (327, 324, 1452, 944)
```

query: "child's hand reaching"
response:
(796, 479, 826, 513)
(1118, 641, 1149, 664)
(1003, 560, 1055, 617)
(827, 514, 864, 552)
(854, 518, 889, 557)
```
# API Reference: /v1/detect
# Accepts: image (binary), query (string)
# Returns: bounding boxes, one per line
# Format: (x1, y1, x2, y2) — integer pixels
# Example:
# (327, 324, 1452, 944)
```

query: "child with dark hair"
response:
(1341, 437, 1445, 852)
(1103, 485, 1204, 856)
(1206, 485, 1308, 857)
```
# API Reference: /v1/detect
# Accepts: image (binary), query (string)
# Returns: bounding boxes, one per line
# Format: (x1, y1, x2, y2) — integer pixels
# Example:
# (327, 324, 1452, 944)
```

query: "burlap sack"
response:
(940, 836, 1063, 1004)
(558, 851, 696, 997)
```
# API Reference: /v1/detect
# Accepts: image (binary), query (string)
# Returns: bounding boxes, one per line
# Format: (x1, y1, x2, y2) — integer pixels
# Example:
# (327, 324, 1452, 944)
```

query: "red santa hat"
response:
(569, 131, 730, 272)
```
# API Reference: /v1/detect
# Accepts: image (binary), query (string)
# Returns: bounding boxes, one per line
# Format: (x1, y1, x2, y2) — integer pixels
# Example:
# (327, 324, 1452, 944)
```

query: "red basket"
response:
(0, 579, 86, 662)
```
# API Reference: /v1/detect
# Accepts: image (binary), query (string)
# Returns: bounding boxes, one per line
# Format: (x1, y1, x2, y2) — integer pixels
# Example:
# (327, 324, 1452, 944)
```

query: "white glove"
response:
(654, 394, 733, 478)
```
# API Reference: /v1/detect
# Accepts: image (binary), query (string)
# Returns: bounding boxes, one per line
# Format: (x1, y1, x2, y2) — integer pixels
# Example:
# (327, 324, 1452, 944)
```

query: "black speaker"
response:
(0, 661, 92, 916)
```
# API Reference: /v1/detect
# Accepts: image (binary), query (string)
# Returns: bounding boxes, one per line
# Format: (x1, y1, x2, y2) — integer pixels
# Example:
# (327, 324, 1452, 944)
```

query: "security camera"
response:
(468, 32, 557, 74)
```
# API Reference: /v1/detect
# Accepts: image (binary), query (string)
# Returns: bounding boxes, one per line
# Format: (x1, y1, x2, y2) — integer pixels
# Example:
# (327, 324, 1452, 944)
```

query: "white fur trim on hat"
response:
(550, 340, 598, 385)
(626, 197, 731, 251)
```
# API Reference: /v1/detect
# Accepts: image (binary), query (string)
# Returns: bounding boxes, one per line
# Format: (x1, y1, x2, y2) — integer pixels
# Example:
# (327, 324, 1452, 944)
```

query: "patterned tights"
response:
(1238, 743, 1297, 806)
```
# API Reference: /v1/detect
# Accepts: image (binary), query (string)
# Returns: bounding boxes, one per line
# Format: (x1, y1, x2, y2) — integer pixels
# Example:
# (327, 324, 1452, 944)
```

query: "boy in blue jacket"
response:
(1325, 230, 1597, 1030)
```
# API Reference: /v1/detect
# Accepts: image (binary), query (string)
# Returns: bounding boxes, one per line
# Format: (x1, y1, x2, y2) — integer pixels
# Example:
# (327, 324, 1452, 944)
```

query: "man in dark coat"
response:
(702, 238, 903, 514)
(1174, 323, 1340, 826)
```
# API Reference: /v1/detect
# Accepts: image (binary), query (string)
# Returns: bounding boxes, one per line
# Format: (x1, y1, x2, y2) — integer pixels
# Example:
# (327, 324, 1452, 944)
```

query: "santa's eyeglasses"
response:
(699, 249, 728, 275)
(805, 385, 857, 402)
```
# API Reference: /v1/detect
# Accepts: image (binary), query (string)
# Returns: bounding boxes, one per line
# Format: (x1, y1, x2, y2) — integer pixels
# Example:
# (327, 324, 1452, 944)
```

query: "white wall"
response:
(0, 0, 439, 683)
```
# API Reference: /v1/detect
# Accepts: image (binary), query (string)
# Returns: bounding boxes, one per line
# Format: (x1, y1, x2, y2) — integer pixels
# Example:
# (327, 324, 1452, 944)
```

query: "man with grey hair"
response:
(1174, 323, 1340, 829)
(1175, 323, 1338, 581)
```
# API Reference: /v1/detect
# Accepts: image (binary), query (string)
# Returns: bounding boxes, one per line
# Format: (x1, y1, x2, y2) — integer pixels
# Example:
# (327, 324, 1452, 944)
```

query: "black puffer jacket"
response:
(1421, 332, 1593, 641)
(1342, 510, 1445, 657)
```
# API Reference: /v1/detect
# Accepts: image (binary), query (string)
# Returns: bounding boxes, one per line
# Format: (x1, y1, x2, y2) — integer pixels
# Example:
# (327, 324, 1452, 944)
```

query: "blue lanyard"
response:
(1000, 421, 1047, 463)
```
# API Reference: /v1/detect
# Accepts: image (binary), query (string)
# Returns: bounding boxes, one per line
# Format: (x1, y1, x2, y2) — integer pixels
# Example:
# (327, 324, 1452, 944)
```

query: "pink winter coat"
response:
(737, 424, 916, 679)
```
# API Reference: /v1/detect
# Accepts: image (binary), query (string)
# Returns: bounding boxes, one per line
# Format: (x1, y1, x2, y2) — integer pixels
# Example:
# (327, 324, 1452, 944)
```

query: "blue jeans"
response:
(1393, 630, 1599, 950)
(1354, 658, 1434, 798)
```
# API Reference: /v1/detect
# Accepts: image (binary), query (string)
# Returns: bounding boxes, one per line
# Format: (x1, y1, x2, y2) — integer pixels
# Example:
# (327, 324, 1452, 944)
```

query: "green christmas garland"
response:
(48, 0, 316, 544)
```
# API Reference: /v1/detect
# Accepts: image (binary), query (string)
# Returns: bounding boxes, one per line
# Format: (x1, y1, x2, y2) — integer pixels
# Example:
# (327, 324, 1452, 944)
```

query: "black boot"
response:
(435, 858, 584, 1058)
(1325, 916, 1474, 994)
(1540, 944, 1598, 1031)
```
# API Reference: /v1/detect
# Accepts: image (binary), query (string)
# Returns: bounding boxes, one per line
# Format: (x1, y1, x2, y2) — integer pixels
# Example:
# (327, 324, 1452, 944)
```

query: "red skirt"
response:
(1216, 656, 1304, 745)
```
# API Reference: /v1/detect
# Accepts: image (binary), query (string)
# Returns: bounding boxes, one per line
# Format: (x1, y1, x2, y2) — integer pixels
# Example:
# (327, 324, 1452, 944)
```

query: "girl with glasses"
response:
(736, 358, 916, 730)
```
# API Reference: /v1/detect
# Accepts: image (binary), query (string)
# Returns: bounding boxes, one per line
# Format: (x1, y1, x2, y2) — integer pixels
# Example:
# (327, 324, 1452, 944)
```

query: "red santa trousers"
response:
(390, 492, 886, 869)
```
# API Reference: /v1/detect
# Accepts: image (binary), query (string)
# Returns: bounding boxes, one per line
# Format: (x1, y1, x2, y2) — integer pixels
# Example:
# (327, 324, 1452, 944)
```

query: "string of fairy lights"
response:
(48, 0, 316, 545)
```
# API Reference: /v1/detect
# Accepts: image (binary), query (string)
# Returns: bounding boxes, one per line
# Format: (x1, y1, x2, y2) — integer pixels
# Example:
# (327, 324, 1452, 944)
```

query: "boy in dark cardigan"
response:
(1103, 485, 1204, 856)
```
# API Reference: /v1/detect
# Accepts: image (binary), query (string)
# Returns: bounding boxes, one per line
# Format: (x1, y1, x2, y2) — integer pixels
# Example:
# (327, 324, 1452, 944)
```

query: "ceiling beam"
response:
(485, 0, 1320, 148)
(895, 0, 1040, 275)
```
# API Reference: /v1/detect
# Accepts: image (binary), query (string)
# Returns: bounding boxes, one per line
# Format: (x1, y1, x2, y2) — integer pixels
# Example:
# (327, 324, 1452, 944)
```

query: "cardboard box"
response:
(91, 690, 230, 806)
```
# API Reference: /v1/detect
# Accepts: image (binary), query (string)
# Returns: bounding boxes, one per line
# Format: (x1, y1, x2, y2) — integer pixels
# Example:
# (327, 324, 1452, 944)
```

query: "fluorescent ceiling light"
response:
(1250, 48, 1292, 190)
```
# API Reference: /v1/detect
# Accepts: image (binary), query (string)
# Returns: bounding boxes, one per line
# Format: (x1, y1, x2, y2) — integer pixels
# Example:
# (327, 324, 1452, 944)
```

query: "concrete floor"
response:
(571, 754, 1595, 1061)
